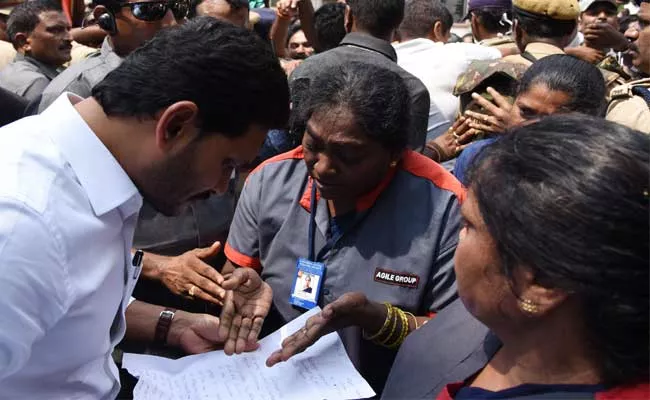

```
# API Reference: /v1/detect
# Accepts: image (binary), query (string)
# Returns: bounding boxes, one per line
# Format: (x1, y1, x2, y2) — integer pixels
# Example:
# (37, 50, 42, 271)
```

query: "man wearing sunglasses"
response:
(36, 0, 186, 113)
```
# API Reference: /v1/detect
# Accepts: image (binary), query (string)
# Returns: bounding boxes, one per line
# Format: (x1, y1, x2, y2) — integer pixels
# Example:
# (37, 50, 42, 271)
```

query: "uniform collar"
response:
(299, 164, 398, 213)
(339, 32, 398, 62)
(43, 93, 142, 218)
(524, 42, 565, 58)
(14, 53, 60, 80)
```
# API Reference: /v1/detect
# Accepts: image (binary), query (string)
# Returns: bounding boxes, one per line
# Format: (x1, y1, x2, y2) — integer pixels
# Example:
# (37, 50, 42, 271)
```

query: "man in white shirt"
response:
(394, 0, 502, 136)
(0, 17, 283, 399)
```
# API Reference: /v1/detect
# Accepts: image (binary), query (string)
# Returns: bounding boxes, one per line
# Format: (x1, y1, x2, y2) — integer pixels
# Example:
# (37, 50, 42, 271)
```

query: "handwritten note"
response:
(123, 307, 376, 400)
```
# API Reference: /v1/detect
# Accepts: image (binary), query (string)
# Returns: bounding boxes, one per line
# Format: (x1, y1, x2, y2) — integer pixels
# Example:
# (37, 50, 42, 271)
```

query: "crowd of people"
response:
(0, 0, 647, 399)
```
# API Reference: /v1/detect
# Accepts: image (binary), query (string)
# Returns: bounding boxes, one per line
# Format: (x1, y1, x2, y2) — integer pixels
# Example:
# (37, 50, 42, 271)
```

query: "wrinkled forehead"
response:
(37, 10, 70, 27)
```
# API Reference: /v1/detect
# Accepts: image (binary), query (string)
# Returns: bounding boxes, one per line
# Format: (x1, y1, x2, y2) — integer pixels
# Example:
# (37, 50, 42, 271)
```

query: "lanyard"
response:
(307, 183, 343, 262)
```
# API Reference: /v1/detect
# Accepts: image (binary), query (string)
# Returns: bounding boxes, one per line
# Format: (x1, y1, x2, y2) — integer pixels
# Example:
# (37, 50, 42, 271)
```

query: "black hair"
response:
(466, 114, 649, 387)
(518, 54, 606, 117)
(619, 15, 639, 33)
(346, 0, 405, 38)
(302, 62, 411, 152)
(513, 8, 576, 40)
(313, 2, 346, 52)
(287, 21, 303, 45)
(92, 17, 289, 137)
(188, 0, 249, 19)
(399, 0, 453, 39)
(7, 0, 62, 47)
(472, 7, 512, 34)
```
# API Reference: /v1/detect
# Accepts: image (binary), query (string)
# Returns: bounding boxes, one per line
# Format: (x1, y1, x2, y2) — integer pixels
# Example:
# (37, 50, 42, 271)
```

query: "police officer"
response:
(466, 0, 517, 54)
(606, 0, 650, 133)
(502, 0, 579, 65)
(0, 1, 72, 101)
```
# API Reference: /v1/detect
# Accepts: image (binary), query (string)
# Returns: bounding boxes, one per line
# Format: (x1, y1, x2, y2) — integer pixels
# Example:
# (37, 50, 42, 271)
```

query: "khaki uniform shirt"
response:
(607, 78, 650, 134)
(501, 42, 565, 66)
(478, 35, 518, 54)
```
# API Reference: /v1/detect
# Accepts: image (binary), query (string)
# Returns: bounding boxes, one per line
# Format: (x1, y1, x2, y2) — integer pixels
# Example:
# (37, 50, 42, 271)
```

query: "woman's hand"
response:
(464, 87, 521, 133)
(266, 293, 384, 366)
(424, 117, 477, 162)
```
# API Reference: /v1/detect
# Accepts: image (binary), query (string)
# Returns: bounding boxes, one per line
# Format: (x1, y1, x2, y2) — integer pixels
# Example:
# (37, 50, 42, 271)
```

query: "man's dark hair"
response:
(472, 7, 512, 34)
(302, 62, 411, 152)
(518, 54, 606, 117)
(399, 0, 453, 40)
(92, 17, 289, 137)
(313, 3, 346, 52)
(347, 0, 405, 39)
(513, 8, 576, 40)
(7, 0, 62, 47)
(619, 15, 639, 33)
(188, 0, 249, 19)
(467, 114, 649, 387)
(287, 21, 303, 45)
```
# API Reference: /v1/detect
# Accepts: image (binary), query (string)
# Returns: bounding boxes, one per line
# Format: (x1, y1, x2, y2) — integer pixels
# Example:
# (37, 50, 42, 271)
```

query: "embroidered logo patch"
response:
(374, 268, 420, 289)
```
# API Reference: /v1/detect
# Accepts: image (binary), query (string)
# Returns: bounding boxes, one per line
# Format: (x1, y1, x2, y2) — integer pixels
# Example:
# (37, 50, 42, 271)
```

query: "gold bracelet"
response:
(363, 303, 393, 341)
(377, 307, 399, 346)
(385, 309, 407, 348)
(404, 311, 419, 330)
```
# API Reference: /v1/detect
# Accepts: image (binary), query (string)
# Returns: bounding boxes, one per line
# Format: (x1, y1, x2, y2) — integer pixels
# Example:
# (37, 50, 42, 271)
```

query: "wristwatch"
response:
(155, 308, 176, 346)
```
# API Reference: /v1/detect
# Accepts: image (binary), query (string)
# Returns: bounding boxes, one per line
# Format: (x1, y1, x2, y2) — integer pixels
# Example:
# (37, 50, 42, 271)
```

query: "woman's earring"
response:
(389, 161, 398, 168)
(519, 298, 539, 314)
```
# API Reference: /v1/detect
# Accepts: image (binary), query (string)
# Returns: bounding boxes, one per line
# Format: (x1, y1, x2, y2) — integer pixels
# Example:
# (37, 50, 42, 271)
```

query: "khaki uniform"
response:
(478, 35, 518, 54)
(606, 78, 650, 134)
(501, 42, 565, 66)
(0, 40, 16, 71)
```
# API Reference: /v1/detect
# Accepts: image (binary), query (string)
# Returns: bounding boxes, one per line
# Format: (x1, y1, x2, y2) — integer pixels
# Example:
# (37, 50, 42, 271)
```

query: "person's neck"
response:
(475, 308, 601, 391)
(523, 37, 564, 50)
(74, 98, 150, 183)
(107, 35, 134, 58)
(327, 198, 356, 217)
(351, 27, 392, 43)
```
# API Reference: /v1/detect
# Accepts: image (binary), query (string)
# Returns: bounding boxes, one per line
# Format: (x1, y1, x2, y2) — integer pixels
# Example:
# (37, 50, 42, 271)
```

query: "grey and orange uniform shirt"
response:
(225, 146, 464, 392)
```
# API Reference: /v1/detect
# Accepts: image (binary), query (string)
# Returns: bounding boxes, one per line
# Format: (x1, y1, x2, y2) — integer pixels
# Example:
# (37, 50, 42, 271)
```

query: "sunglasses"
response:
(120, 0, 189, 22)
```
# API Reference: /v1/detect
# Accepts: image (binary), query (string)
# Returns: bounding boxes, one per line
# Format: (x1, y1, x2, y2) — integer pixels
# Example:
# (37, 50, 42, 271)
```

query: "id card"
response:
(289, 258, 325, 310)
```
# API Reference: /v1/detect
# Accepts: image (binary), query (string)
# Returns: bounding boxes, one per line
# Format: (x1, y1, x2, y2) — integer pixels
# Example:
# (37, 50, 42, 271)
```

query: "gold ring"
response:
(188, 285, 196, 297)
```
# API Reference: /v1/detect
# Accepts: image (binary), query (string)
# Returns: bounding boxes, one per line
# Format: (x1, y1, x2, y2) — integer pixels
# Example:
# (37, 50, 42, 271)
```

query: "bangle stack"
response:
(362, 303, 416, 349)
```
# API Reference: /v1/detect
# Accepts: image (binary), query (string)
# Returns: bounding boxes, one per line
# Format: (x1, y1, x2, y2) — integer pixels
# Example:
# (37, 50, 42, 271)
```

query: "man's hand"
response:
(145, 242, 226, 305)
(166, 311, 258, 354)
(583, 22, 630, 51)
(276, 0, 300, 19)
(565, 46, 606, 64)
(425, 117, 477, 162)
(218, 268, 273, 355)
(266, 293, 384, 367)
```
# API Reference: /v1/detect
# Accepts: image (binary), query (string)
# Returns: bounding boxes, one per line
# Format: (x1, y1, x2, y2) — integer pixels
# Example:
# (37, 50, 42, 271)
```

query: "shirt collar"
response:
(339, 32, 398, 62)
(524, 42, 565, 57)
(299, 163, 398, 213)
(15, 53, 60, 80)
(42, 93, 142, 218)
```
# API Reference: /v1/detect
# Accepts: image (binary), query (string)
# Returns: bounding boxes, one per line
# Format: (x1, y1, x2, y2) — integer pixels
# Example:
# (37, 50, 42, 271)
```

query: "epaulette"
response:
(610, 78, 650, 100)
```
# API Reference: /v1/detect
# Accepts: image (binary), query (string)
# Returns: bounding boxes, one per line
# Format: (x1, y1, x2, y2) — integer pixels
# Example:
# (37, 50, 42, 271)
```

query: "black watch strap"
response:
(155, 308, 176, 346)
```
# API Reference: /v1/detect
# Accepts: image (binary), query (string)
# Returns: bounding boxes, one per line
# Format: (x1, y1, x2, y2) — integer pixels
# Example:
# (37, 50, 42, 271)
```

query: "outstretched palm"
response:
(218, 268, 273, 355)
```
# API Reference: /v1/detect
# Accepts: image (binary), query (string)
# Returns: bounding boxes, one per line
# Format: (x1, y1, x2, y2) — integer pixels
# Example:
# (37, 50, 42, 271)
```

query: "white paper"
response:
(123, 307, 376, 400)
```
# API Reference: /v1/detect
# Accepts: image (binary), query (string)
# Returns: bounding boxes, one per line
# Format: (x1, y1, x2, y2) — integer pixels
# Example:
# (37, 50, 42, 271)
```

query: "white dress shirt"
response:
(0, 94, 143, 399)
(394, 39, 501, 137)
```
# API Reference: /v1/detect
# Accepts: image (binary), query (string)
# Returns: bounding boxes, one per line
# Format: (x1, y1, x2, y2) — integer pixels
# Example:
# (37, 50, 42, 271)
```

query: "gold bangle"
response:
(363, 303, 393, 341)
(404, 311, 419, 330)
(386, 309, 409, 348)
(377, 308, 399, 346)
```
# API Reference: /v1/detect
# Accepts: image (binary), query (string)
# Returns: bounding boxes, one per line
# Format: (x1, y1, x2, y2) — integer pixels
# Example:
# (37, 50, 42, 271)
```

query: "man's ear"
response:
(154, 101, 200, 152)
(433, 21, 445, 42)
(344, 5, 353, 33)
(13, 32, 29, 52)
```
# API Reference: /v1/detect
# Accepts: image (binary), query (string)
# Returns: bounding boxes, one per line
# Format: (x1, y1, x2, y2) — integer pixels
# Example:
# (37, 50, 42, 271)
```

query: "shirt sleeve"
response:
(38, 76, 92, 113)
(0, 199, 70, 380)
(422, 195, 462, 314)
(224, 170, 264, 270)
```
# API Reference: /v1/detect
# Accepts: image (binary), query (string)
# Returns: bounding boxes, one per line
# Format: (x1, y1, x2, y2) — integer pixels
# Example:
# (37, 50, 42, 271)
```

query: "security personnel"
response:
(502, 0, 579, 65)
(606, 1, 650, 133)
(466, 0, 518, 54)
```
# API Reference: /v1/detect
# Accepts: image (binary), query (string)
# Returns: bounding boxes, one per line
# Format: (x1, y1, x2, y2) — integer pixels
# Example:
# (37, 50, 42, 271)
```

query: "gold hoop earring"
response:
(520, 298, 539, 314)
